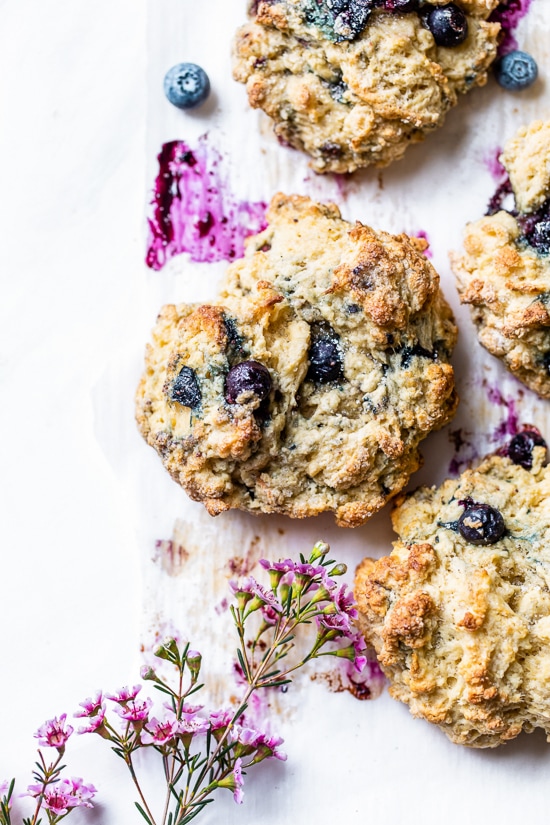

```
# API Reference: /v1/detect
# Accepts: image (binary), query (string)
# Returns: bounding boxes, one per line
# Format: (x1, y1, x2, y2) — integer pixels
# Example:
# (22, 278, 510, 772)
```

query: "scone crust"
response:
(452, 120, 550, 399)
(232, 1, 500, 173)
(136, 194, 458, 527)
(355, 447, 550, 747)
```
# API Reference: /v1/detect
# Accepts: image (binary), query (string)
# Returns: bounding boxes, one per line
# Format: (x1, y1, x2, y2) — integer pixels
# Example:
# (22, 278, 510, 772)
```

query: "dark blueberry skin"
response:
(335, 0, 373, 39)
(307, 331, 344, 383)
(163, 63, 210, 110)
(531, 220, 550, 255)
(380, 0, 419, 10)
(225, 361, 272, 404)
(425, 4, 468, 47)
(169, 366, 202, 409)
(457, 503, 505, 546)
(507, 430, 547, 469)
(494, 50, 538, 91)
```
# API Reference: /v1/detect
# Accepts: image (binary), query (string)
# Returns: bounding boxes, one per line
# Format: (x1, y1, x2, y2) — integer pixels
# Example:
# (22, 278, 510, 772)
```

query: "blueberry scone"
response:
(452, 120, 550, 398)
(136, 194, 458, 527)
(355, 429, 550, 746)
(232, 1, 501, 173)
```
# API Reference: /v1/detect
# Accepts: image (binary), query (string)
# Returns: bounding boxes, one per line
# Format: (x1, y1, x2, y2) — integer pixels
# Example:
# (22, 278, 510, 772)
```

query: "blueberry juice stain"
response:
(489, 0, 534, 55)
(146, 137, 267, 270)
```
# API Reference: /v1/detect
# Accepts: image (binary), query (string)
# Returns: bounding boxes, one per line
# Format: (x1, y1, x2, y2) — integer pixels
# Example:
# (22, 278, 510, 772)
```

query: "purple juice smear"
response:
(489, 0, 534, 56)
(414, 229, 433, 258)
(146, 137, 267, 270)
(484, 382, 521, 441)
(483, 147, 506, 183)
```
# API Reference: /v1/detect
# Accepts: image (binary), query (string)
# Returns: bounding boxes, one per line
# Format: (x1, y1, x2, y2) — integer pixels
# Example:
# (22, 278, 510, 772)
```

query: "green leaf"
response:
(236, 647, 248, 679)
(134, 801, 155, 825)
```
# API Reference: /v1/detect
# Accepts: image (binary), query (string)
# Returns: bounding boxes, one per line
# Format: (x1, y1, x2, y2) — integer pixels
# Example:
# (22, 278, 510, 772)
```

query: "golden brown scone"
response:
(232, 1, 500, 173)
(452, 119, 550, 398)
(355, 432, 550, 747)
(136, 194, 458, 527)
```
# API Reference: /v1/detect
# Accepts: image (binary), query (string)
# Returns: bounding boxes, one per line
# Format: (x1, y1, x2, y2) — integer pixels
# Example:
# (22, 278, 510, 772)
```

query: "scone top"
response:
(355, 436, 550, 747)
(137, 194, 457, 526)
(233, 1, 500, 172)
(452, 119, 550, 398)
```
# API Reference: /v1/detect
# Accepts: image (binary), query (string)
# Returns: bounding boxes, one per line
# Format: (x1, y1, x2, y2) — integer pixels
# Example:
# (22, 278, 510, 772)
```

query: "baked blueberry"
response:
(225, 360, 272, 404)
(530, 220, 550, 255)
(457, 502, 505, 545)
(425, 4, 468, 48)
(381, 0, 420, 11)
(333, 0, 373, 41)
(508, 430, 547, 469)
(169, 366, 202, 408)
(307, 327, 344, 383)
(163, 63, 210, 110)
(494, 50, 538, 92)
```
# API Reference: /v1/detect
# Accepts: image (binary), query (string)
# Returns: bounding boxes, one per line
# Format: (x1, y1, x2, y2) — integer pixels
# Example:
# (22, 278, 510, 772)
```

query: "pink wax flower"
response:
(34, 714, 73, 749)
(106, 685, 142, 704)
(142, 715, 181, 746)
(74, 691, 104, 718)
(77, 706, 106, 734)
(114, 697, 152, 723)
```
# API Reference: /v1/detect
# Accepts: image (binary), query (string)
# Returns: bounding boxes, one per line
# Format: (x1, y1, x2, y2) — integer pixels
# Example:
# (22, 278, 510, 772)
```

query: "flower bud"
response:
(186, 650, 202, 681)
(140, 665, 159, 682)
(309, 541, 329, 563)
(328, 563, 347, 576)
(154, 637, 180, 662)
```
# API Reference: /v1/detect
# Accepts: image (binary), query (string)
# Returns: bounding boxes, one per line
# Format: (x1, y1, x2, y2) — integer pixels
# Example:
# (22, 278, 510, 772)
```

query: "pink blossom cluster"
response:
(231, 553, 367, 673)
(74, 679, 285, 807)
(26, 777, 96, 815)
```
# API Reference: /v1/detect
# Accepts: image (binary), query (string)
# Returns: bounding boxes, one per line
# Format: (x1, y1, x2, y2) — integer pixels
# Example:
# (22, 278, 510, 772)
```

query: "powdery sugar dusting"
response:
(490, 0, 534, 55)
(146, 137, 267, 271)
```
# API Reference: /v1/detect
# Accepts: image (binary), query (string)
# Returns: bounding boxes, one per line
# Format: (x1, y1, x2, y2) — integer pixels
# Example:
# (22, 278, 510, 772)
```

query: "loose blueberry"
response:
(307, 328, 344, 383)
(426, 3, 468, 47)
(494, 50, 538, 91)
(169, 366, 202, 409)
(508, 430, 547, 469)
(225, 361, 272, 404)
(163, 63, 210, 110)
(457, 503, 505, 545)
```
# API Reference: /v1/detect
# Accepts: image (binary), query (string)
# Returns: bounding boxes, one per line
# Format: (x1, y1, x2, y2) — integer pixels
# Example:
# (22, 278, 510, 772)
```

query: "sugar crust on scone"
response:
(355, 446, 550, 747)
(136, 194, 458, 527)
(232, 1, 500, 173)
(452, 120, 550, 399)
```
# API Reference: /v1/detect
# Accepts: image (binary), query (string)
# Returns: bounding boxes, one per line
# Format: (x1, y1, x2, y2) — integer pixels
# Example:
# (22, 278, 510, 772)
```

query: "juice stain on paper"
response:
(447, 381, 522, 476)
(490, 0, 534, 55)
(146, 137, 267, 270)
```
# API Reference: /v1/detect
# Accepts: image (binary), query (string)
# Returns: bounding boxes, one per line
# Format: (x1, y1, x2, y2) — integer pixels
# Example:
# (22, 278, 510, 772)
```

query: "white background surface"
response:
(2, 0, 550, 823)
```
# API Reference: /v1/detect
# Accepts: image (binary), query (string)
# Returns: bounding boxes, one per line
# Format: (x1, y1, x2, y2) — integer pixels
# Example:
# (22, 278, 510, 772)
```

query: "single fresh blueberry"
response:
(307, 327, 344, 384)
(169, 366, 202, 409)
(494, 50, 538, 91)
(163, 63, 210, 110)
(508, 430, 547, 469)
(225, 361, 272, 404)
(457, 503, 505, 546)
(426, 3, 468, 47)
